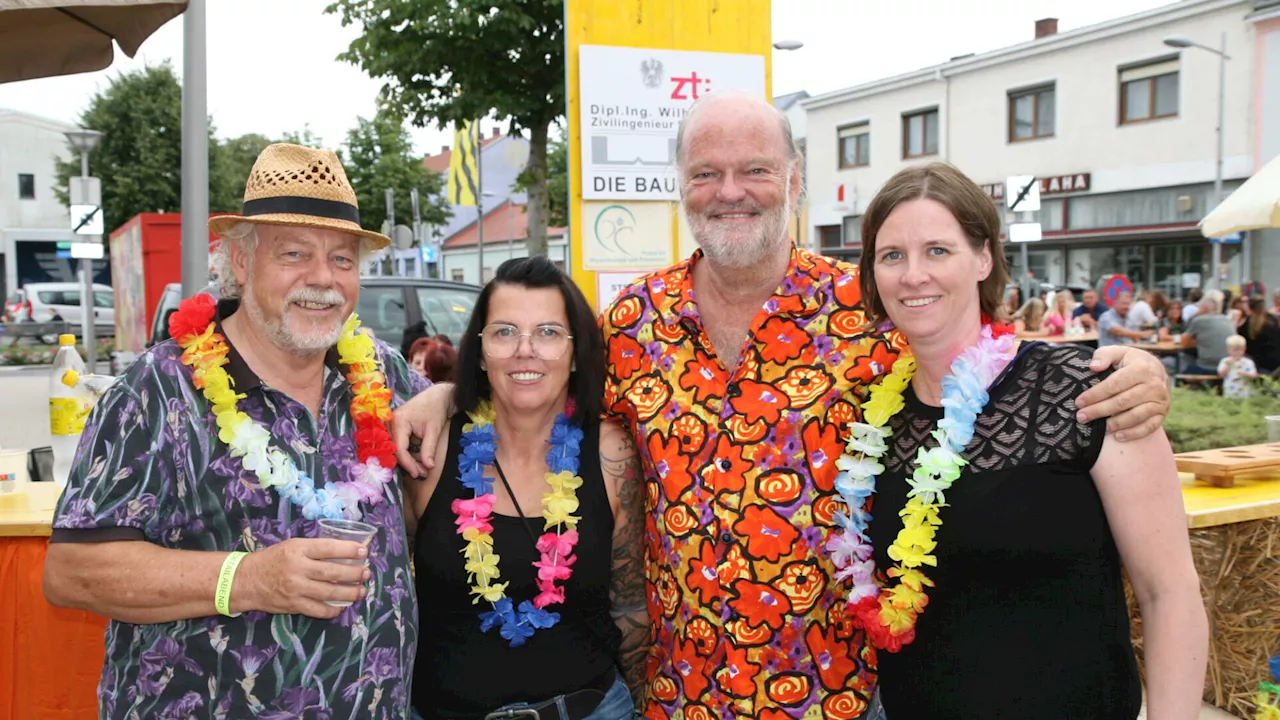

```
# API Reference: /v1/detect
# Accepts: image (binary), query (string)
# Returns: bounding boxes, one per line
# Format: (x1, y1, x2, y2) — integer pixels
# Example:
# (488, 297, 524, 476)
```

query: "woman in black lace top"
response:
(855, 163, 1208, 719)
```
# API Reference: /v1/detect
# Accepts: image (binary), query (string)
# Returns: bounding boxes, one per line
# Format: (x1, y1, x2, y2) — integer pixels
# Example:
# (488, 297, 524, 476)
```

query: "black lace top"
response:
(868, 342, 1142, 719)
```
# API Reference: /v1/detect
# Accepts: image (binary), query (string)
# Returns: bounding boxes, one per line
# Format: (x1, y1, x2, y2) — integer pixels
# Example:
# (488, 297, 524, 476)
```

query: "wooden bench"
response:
(1175, 374, 1222, 393)
(0, 322, 70, 347)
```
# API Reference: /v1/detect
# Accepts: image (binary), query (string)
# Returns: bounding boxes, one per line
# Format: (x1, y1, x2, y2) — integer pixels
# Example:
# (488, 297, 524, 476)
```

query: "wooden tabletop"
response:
(1138, 341, 1185, 354)
(1181, 470, 1280, 528)
(0, 482, 62, 537)
(1021, 332, 1099, 344)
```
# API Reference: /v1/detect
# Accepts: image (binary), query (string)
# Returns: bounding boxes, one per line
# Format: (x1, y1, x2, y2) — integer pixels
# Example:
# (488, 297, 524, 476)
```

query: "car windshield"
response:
(416, 286, 478, 345)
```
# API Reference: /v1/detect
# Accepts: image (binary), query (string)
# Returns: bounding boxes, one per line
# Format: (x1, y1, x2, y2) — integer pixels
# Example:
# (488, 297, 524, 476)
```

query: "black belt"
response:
(481, 666, 617, 720)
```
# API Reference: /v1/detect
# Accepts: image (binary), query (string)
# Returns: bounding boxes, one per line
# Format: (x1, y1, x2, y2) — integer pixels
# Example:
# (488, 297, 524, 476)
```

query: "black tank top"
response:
(869, 343, 1142, 719)
(412, 413, 621, 718)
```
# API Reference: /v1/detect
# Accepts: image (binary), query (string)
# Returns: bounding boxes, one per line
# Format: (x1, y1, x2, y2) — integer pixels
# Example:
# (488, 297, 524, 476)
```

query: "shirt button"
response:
(721, 531, 733, 543)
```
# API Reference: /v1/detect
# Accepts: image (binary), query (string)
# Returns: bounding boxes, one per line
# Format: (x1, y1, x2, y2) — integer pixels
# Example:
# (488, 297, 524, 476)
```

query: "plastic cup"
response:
(1268, 416, 1280, 444)
(316, 518, 377, 606)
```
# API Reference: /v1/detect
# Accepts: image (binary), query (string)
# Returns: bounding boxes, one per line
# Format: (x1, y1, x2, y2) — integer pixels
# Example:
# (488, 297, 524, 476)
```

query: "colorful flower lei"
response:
(168, 294, 397, 521)
(1256, 655, 1280, 720)
(453, 399, 584, 647)
(829, 320, 1015, 652)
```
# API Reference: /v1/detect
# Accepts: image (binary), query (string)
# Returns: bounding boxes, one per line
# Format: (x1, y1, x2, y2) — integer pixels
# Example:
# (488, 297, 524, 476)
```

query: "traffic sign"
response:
(1006, 175, 1041, 212)
(55, 250, 72, 259)
(70, 204, 103, 235)
(70, 242, 104, 260)
(420, 244, 438, 263)
(1008, 222, 1043, 243)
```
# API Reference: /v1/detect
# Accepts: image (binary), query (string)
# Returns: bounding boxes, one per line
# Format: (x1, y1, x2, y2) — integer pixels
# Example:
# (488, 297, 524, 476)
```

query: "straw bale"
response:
(1127, 517, 1280, 719)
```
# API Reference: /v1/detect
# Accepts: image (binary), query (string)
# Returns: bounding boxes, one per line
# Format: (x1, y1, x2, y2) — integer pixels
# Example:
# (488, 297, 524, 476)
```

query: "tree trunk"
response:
(524, 120, 551, 258)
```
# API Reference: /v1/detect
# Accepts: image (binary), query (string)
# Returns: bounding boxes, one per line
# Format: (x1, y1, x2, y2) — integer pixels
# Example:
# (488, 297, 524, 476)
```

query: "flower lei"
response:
(829, 320, 1016, 652)
(1257, 655, 1280, 720)
(168, 294, 398, 521)
(453, 399, 584, 647)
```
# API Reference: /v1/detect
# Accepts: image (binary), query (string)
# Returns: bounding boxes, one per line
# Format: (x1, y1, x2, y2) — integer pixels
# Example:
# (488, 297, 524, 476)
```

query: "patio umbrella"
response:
(1200, 152, 1280, 238)
(0, 0, 187, 84)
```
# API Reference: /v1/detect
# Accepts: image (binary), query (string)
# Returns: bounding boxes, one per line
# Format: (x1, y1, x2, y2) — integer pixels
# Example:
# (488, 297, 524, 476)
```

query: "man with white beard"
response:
(44, 143, 426, 719)
(392, 92, 1173, 718)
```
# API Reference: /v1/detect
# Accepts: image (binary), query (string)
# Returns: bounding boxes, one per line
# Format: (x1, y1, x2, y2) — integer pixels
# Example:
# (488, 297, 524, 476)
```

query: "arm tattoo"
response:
(602, 428, 651, 708)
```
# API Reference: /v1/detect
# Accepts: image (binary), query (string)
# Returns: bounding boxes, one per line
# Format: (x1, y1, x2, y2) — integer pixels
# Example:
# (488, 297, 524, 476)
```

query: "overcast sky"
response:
(0, 0, 1176, 156)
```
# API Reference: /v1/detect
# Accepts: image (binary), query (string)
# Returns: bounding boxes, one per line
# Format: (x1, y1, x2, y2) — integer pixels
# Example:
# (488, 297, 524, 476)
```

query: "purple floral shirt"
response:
(51, 302, 429, 720)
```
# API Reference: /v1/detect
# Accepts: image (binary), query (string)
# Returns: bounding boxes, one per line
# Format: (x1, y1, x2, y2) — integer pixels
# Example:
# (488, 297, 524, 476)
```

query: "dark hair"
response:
(1187, 288, 1203, 303)
(1248, 296, 1271, 339)
(859, 162, 1010, 325)
(400, 320, 429, 359)
(453, 256, 604, 426)
(1149, 290, 1169, 316)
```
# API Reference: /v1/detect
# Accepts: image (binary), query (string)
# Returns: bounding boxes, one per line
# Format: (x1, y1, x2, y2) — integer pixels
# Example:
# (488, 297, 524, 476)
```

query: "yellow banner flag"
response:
(447, 121, 480, 206)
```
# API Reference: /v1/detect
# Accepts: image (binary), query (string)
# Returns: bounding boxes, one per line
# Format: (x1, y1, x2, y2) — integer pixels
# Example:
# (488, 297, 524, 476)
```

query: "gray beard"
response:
(242, 284, 343, 356)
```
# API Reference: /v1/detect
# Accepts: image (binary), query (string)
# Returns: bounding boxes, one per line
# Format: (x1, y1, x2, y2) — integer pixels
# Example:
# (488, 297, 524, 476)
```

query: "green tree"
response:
(53, 62, 237, 232)
(280, 125, 324, 148)
(518, 132, 567, 228)
(327, 0, 564, 257)
(214, 133, 273, 205)
(340, 104, 451, 236)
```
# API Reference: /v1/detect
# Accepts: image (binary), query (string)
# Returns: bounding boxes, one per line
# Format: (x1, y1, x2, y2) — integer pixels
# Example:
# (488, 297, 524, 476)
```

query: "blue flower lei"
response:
(458, 407, 585, 647)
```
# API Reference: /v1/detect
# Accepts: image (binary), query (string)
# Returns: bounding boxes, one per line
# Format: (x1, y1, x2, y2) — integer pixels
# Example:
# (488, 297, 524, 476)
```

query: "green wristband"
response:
(215, 551, 248, 617)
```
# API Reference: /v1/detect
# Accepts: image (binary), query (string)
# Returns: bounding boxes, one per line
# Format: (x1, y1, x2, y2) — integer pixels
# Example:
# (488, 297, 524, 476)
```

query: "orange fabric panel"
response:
(0, 537, 107, 720)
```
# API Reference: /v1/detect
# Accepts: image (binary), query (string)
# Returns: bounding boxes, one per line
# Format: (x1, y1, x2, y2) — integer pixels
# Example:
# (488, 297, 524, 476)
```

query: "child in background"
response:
(1218, 334, 1259, 399)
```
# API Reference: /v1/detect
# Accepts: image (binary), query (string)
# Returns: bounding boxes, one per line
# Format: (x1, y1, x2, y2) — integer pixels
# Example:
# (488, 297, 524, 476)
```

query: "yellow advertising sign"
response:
(565, 0, 773, 309)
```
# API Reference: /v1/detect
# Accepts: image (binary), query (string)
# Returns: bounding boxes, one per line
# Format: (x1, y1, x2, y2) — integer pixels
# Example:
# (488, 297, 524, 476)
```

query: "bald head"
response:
(675, 92, 801, 178)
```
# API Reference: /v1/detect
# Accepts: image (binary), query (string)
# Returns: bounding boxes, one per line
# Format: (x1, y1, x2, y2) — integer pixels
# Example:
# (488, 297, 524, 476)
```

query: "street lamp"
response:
(1164, 32, 1231, 289)
(773, 40, 804, 51)
(63, 128, 103, 370)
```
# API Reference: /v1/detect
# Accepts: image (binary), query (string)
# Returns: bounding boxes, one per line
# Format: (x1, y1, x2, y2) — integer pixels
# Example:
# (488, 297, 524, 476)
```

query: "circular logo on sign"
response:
(1102, 275, 1133, 306)
(593, 205, 636, 256)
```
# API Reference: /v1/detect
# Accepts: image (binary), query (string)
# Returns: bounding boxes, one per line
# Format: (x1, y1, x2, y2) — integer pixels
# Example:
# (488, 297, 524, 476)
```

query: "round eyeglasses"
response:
(479, 323, 574, 361)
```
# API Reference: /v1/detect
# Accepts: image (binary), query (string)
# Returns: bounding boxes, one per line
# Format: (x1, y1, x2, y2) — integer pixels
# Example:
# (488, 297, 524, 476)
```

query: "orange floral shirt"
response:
(602, 247, 906, 719)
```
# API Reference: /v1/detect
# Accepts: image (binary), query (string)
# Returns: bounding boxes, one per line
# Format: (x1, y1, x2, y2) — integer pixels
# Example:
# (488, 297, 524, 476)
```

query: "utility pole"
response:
(180, 0, 209, 298)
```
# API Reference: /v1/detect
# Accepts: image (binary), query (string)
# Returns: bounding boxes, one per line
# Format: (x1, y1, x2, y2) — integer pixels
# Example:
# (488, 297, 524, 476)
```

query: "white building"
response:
(0, 109, 88, 299)
(803, 0, 1258, 298)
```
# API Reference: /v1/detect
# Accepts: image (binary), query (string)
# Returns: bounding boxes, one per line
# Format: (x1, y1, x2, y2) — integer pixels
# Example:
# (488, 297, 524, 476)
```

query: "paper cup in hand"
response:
(317, 518, 377, 606)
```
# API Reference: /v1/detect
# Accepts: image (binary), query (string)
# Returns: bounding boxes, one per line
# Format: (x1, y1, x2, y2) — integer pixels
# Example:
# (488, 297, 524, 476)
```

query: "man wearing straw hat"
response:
(44, 143, 427, 718)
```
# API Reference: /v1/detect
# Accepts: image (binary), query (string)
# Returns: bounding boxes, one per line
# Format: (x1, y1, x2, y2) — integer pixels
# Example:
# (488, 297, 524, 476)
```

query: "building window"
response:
(18, 174, 35, 200)
(837, 123, 870, 168)
(1008, 84, 1055, 141)
(818, 225, 842, 249)
(451, 268, 465, 282)
(902, 109, 939, 159)
(1119, 57, 1179, 124)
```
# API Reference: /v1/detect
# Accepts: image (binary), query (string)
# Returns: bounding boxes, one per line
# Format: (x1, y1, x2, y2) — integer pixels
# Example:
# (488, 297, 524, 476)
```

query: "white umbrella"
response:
(0, 0, 187, 84)
(1200, 153, 1280, 238)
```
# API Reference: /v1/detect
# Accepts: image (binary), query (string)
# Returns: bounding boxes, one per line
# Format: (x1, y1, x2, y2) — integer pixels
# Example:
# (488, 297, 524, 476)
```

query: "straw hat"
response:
(209, 143, 390, 249)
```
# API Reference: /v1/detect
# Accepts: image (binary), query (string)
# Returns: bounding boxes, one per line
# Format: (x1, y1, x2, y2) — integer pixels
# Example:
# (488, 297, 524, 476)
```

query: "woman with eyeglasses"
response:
(406, 256, 648, 720)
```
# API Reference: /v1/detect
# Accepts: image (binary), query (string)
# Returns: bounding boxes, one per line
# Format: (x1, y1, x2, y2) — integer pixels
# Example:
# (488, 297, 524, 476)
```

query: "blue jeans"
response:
(411, 674, 635, 720)
(862, 689, 886, 720)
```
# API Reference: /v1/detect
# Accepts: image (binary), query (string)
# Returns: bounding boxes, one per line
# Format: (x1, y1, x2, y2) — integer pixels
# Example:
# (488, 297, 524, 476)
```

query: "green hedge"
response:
(1165, 384, 1280, 453)
(0, 339, 116, 366)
